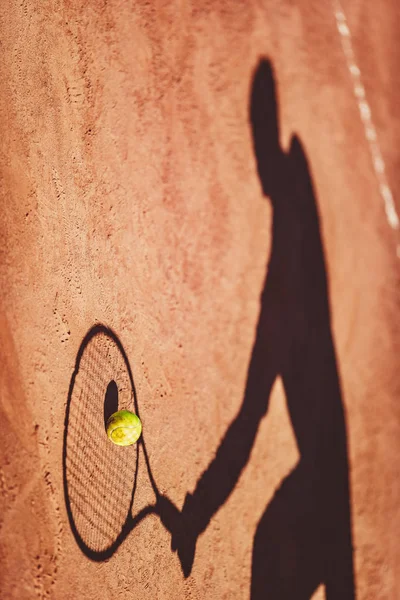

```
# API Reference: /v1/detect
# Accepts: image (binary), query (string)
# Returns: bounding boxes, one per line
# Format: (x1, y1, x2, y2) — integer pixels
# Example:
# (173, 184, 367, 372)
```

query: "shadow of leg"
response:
(251, 464, 324, 600)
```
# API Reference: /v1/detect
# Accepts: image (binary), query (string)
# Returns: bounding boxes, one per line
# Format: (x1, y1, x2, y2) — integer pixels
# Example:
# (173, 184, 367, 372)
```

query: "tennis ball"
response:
(106, 410, 142, 446)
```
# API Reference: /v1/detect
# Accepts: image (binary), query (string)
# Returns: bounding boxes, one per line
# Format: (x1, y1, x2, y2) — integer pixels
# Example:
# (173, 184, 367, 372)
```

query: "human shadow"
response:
(165, 58, 356, 598)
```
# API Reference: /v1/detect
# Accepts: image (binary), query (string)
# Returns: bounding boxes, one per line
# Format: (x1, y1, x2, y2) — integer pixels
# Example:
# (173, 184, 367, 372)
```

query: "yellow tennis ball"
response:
(106, 410, 142, 446)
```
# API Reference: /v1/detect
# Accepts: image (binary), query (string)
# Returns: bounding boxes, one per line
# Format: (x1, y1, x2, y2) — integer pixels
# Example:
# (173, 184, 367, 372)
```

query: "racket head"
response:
(63, 324, 140, 559)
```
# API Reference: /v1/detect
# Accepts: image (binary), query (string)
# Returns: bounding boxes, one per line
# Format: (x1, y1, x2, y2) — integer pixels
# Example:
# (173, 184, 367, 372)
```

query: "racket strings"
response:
(65, 332, 137, 552)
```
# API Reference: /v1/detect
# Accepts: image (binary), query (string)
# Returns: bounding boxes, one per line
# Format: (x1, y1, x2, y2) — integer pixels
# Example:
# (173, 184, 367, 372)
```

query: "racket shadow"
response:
(62, 324, 179, 561)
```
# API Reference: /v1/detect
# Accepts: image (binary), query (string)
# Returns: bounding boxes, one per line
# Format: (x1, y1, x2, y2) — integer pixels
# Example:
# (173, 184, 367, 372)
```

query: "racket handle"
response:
(156, 495, 181, 534)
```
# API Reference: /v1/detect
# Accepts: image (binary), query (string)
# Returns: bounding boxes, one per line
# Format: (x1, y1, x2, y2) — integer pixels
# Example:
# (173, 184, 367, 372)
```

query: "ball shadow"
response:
(104, 380, 119, 430)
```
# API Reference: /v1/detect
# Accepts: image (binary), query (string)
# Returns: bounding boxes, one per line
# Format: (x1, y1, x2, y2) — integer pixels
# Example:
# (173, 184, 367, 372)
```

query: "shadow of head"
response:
(250, 58, 282, 199)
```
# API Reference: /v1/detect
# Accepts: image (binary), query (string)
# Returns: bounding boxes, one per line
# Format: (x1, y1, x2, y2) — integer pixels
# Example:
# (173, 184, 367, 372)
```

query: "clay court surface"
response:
(1, 1, 400, 598)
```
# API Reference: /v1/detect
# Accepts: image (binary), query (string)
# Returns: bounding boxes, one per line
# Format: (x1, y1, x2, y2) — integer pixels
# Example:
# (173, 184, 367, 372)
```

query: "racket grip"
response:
(156, 494, 181, 534)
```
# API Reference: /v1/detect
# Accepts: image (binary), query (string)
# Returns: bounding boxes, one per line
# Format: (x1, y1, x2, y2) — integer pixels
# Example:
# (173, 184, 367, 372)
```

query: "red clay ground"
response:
(1, 1, 400, 598)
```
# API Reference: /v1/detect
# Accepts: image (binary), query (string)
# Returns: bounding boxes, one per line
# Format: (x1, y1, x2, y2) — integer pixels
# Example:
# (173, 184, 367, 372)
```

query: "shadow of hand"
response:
(157, 493, 198, 578)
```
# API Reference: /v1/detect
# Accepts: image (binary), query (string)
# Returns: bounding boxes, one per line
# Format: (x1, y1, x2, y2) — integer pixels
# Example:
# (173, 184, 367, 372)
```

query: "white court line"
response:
(334, 1, 400, 232)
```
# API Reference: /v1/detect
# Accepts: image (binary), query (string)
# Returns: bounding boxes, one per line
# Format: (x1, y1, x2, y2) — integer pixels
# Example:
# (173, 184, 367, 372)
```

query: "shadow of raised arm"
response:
(166, 58, 285, 578)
